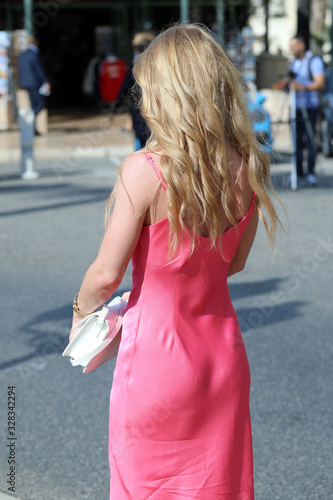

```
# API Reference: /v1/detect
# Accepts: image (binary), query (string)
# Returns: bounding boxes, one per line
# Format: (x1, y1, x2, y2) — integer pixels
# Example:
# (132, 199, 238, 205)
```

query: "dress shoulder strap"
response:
(143, 152, 167, 191)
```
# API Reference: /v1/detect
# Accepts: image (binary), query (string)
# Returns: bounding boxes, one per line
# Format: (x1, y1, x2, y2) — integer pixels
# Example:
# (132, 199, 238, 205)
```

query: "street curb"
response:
(0, 492, 22, 500)
(0, 144, 134, 163)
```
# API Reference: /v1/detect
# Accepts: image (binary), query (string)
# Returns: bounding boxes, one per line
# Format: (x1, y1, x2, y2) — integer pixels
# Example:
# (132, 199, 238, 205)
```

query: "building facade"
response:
(0, 0, 251, 107)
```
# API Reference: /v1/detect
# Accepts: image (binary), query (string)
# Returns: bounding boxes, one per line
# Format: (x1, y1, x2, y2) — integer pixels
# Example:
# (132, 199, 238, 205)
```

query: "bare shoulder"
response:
(120, 151, 155, 182)
(119, 150, 163, 194)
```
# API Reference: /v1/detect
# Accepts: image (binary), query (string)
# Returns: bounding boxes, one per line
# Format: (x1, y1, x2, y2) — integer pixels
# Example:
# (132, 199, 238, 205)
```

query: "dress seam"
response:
(173, 266, 181, 352)
(124, 291, 144, 391)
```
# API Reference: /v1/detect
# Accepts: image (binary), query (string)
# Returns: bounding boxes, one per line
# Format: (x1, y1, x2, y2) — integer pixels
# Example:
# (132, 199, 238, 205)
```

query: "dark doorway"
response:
(37, 8, 117, 108)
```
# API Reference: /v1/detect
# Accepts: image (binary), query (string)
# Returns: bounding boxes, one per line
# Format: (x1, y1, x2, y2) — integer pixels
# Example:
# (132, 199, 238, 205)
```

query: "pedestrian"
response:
(110, 31, 154, 149)
(289, 34, 325, 186)
(69, 24, 282, 499)
(18, 36, 51, 132)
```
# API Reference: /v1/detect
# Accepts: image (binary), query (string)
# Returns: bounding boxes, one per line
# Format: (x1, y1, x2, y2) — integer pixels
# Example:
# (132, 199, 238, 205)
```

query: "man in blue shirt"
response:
(18, 37, 51, 128)
(289, 34, 325, 186)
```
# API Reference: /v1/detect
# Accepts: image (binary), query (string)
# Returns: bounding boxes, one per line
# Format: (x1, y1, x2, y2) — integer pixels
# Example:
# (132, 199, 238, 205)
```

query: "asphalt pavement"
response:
(0, 151, 332, 500)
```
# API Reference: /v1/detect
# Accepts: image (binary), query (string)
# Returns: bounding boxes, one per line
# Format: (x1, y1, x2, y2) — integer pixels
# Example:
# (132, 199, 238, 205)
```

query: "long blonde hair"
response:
(110, 24, 282, 254)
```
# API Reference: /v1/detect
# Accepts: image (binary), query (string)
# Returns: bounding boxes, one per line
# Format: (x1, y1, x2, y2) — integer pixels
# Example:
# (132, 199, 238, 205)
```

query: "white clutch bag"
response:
(62, 296, 128, 373)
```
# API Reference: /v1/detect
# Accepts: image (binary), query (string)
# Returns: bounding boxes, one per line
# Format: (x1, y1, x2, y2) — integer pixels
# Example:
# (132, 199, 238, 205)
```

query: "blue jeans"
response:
(27, 89, 45, 116)
(296, 108, 317, 177)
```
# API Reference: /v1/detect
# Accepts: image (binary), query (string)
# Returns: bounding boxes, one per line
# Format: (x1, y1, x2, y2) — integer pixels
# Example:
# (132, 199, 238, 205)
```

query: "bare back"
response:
(143, 147, 254, 235)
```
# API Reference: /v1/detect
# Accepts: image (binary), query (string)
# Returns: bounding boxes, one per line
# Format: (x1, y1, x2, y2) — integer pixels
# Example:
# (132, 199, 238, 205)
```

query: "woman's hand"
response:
(68, 291, 130, 343)
(122, 291, 131, 301)
(69, 312, 83, 343)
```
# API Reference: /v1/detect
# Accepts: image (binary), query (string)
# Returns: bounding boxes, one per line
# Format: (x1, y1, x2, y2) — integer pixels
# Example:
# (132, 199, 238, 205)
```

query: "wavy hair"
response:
(109, 24, 282, 255)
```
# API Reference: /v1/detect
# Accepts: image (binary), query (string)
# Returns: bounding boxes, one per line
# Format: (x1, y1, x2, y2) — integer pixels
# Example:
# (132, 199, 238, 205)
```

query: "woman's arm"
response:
(69, 154, 156, 339)
(227, 210, 259, 278)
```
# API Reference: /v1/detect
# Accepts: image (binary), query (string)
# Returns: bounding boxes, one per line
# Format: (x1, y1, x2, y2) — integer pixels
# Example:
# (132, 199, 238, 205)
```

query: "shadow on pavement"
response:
(236, 300, 306, 341)
(0, 184, 112, 218)
(0, 289, 128, 372)
(229, 277, 285, 300)
(230, 277, 307, 338)
(0, 196, 108, 218)
(0, 168, 92, 183)
(0, 181, 73, 191)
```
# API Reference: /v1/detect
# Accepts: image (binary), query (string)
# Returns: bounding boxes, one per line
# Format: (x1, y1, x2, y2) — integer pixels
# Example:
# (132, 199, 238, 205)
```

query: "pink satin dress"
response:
(109, 153, 256, 499)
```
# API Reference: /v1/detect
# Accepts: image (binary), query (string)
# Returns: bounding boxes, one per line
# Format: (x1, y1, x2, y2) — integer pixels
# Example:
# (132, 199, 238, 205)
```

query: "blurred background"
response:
(0, 0, 331, 132)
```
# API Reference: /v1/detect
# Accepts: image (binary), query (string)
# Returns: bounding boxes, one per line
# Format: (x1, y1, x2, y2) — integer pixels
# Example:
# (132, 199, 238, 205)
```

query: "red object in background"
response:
(99, 57, 127, 102)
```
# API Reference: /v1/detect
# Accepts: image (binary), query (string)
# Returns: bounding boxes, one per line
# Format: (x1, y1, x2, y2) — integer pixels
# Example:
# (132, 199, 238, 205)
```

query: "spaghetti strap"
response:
(143, 152, 167, 191)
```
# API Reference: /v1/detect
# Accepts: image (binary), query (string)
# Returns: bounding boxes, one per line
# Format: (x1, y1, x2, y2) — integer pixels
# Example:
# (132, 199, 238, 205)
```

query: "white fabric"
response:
(63, 296, 127, 373)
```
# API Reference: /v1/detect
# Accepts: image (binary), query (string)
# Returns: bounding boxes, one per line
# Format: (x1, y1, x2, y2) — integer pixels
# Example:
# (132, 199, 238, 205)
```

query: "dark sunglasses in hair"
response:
(130, 84, 142, 105)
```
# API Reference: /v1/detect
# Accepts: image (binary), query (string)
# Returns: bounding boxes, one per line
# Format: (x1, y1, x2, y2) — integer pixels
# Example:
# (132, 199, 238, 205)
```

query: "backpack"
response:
(290, 52, 325, 83)
(307, 53, 325, 82)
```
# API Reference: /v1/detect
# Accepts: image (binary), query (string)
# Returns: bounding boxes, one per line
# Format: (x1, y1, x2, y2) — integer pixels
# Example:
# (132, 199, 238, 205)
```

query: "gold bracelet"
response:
(72, 293, 89, 318)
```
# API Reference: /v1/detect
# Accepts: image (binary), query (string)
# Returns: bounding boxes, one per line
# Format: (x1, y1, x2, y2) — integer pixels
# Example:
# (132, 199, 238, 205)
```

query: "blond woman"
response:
(70, 24, 281, 500)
